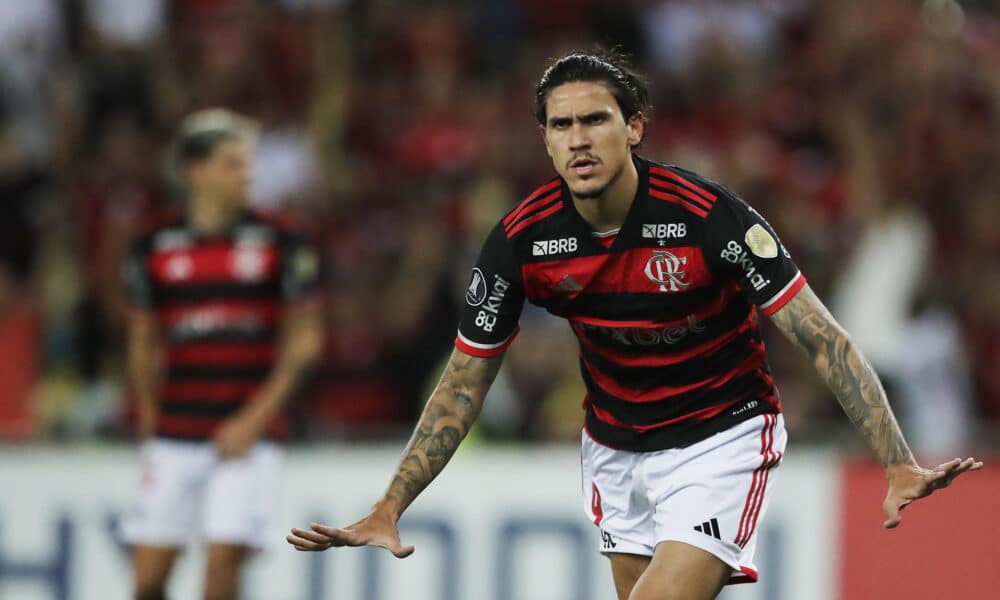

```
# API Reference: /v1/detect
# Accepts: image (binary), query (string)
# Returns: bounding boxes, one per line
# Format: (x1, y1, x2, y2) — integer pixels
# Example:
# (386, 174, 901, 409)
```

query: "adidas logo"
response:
(694, 518, 721, 540)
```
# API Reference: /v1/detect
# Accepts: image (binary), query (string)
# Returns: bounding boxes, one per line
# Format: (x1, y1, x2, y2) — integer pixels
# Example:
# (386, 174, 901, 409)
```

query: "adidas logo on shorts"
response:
(694, 517, 721, 540)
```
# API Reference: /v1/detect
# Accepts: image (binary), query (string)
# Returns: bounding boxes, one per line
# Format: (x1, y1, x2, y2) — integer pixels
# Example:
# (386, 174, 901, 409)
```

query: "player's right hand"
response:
(286, 507, 415, 558)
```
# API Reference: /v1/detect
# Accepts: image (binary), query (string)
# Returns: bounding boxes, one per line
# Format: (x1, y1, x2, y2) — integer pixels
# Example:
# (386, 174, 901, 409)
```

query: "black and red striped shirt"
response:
(123, 212, 319, 441)
(456, 156, 805, 452)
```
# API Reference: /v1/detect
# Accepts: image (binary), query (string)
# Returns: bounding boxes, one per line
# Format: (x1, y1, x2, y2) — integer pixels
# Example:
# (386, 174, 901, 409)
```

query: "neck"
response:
(188, 193, 241, 236)
(571, 156, 639, 233)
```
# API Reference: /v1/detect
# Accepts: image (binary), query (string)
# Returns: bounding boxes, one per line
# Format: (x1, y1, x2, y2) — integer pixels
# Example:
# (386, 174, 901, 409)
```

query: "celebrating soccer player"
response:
(287, 51, 982, 600)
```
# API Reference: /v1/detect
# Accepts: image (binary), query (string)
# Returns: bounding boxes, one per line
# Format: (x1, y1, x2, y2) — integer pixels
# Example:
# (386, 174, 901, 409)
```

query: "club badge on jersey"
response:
(644, 250, 690, 293)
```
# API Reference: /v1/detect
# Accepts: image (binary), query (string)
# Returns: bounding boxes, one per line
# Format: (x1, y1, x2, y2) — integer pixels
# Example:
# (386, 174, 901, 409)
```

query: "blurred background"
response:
(1, 0, 998, 453)
(0, 0, 997, 599)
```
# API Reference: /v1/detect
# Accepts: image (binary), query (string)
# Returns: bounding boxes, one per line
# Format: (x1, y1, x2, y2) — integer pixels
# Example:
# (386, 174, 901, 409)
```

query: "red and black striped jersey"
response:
(123, 212, 320, 442)
(456, 156, 806, 452)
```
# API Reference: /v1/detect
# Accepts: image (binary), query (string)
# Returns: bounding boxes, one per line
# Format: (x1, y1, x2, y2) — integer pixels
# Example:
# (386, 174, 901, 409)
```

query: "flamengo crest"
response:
(645, 250, 689, 293)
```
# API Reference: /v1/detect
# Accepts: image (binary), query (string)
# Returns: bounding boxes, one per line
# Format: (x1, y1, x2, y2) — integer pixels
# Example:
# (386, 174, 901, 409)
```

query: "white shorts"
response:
(119, 438, 284, 551)
(582, 413, 786, 584)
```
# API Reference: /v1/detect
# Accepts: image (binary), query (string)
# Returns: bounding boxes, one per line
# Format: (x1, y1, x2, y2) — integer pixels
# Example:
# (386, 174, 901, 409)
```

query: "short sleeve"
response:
(280, 235, 321, 302)
(705, 192, 806, 316)
(122, 238, 154, 309)
(455, 223, 526, 357)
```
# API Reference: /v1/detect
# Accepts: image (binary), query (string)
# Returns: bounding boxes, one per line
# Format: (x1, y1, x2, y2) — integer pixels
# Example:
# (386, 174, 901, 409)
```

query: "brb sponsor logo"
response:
(475, 274, 511, 333)
(644, 250, 689, 293)
(532, 237, 577, 256)
(720, 240, 771, 292)
(641, 223, 686, 239)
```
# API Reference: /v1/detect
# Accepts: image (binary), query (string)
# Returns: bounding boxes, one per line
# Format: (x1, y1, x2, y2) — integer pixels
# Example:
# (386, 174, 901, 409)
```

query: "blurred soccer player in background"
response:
(287, 51, 982, 600)
(120, 109, 322, 600)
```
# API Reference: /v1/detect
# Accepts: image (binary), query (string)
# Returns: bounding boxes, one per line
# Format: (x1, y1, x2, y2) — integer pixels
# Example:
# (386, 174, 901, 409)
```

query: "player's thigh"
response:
(132, 545, 181, 597)
(629, 541, 730, 600)
(202, 543, 250, 600)
(608, 552, 650, 600)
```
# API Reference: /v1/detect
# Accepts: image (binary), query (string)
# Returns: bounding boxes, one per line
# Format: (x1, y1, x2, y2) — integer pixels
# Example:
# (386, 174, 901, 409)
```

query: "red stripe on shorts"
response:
(737, 415, 779, 547)
(591, 483, 604, 526)
(734, 414, 774, 547)
(744, 443, 783, 548)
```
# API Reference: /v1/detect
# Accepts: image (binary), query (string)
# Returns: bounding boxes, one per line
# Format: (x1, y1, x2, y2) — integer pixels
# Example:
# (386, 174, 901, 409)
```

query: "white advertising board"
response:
(0, 444, 837, 600)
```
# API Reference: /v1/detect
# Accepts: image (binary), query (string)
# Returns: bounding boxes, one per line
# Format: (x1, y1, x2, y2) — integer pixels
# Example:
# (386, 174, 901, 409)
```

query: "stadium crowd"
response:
(0, 0, 997, 456)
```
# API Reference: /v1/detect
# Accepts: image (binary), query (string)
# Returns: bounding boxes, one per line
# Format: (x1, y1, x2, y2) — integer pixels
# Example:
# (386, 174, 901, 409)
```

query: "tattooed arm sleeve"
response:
(380, 348, 505, 518)
(769, 284, 915, 468)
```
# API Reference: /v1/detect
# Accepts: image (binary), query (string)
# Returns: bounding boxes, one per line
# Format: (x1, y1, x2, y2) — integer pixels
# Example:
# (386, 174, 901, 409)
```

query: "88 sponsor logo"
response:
(475, 274, 511, 333)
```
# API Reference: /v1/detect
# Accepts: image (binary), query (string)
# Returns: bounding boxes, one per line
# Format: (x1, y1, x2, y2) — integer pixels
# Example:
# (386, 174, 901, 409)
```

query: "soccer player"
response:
(286, 52, 982, 600)
(120, 109, 322, 600)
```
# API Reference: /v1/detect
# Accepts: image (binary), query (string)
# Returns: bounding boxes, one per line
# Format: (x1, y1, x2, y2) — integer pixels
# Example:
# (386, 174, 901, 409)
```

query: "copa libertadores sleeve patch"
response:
(705, 193, 805, 316)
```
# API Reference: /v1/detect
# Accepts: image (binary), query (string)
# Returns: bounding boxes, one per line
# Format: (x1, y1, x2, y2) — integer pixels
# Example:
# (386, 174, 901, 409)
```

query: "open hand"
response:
(883, 457, 983, 528)
(287, 507, 414, 558)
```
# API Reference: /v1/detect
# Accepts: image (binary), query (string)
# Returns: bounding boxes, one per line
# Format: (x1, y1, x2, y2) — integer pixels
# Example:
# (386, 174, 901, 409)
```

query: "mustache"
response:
(567, 154, 600, 168)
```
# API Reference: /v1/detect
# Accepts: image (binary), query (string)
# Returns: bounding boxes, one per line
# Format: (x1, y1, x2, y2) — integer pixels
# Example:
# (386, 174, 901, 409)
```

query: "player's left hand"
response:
(882, 457, 983, 529)
(214, 414, 262, 458)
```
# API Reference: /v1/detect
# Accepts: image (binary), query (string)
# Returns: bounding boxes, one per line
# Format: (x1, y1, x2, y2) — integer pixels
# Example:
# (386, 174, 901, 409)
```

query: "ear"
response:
(539, 124, 552, 156)
(626, 112, 645, 148)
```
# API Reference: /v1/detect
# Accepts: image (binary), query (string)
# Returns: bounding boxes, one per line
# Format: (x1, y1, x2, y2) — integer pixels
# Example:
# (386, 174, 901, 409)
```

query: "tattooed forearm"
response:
(770, 285, 914, 468)
(382, 349, 504, 515)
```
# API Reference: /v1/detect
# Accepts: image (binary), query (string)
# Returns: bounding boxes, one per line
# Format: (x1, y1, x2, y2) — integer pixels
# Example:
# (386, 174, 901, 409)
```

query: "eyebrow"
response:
(547, 110, 613, 127)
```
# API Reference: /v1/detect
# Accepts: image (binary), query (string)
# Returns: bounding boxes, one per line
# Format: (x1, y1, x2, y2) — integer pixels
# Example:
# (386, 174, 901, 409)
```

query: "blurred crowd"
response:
(0, 0, 997, 456)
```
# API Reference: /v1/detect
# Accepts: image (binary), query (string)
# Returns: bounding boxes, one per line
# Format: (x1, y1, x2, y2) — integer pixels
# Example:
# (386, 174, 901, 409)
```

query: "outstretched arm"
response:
(383, 348, 503, 516)
(287, 348, 504, 555)
(769, 284, 982, 528)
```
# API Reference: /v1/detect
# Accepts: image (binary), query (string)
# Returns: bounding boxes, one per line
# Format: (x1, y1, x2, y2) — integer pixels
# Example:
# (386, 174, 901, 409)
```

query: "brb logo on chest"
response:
(645, 250, 689, 293)
(532, 237, 577, 256)
(641, 223, 686, 239)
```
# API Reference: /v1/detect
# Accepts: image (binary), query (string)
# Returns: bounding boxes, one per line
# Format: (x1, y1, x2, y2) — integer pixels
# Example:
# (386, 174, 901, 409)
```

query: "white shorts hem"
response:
(120, 530, 190, 549)
(597, 534, 653, 558)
